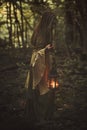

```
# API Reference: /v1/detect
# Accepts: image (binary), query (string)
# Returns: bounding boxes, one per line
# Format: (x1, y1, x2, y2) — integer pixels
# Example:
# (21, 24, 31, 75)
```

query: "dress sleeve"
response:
(31, 48, 46, 89)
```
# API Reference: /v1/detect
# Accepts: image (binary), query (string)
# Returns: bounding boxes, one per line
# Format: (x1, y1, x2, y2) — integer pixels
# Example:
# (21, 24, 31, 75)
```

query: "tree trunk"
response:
(65, 0, 74, 57)
(75, 0, 87, 53)
(20, 0, 25, 48)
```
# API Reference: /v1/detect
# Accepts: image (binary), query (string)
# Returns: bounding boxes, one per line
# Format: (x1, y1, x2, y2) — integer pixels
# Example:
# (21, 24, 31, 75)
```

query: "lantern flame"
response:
(49, 79, 59, 88)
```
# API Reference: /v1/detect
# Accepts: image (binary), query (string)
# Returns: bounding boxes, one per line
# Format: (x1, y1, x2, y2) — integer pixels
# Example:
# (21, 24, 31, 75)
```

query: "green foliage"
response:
(0, 0, 65, 49)
(0, 0, 87, 53)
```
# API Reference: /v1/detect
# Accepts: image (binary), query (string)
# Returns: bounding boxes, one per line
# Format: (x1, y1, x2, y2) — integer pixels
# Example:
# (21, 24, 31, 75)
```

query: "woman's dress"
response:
(25, 47, 54, 122)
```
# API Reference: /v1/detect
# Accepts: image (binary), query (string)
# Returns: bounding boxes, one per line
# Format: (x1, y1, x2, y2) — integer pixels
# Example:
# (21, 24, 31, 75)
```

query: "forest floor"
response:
(0, 48, 87, 130)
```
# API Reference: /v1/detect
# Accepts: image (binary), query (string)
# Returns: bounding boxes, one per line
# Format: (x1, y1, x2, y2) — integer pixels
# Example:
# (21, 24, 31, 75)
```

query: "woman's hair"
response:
(31, 11, 57, 48)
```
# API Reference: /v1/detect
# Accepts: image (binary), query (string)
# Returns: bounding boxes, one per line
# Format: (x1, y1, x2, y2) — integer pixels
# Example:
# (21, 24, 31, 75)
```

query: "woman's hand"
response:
(45, 44, 54, 51)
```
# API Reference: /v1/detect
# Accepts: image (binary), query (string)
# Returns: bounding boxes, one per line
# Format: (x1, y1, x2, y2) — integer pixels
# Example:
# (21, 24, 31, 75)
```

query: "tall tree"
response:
(65, 0, 74, 56)
(75, 0, 87, 53)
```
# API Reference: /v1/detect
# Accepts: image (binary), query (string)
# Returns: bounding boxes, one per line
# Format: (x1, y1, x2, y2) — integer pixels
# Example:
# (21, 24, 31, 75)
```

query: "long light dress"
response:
(25, 46, 54, 123)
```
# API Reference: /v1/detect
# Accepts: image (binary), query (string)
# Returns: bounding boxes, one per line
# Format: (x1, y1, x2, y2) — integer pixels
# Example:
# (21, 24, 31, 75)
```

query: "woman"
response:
(25, 11, 57, 123)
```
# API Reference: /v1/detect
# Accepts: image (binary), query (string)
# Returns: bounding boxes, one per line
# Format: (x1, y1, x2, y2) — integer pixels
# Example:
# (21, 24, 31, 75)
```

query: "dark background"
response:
(0, 0, 87, 129)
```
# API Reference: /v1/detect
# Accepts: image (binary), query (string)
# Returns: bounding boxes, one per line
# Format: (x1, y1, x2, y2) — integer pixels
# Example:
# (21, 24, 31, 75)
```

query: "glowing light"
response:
(48, 79, 59, 89)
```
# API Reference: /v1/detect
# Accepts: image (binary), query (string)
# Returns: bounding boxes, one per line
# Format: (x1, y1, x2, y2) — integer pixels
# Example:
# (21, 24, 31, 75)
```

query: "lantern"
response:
(48, 65, 59, 89)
